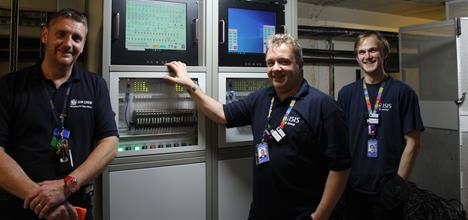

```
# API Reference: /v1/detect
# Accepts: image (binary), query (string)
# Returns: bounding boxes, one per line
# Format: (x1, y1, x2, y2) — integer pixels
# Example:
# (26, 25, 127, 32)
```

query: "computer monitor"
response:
(227, 8, 276, 54)
(111, 0, 199, 66)
(219, 0, 285, 67)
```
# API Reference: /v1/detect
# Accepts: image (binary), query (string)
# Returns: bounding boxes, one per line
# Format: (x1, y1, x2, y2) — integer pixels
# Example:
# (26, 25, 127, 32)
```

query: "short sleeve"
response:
(321, 98, 351, 171)
(337, 86, 350, 120)
(401, 88, 425, 134)
(337, 87, 347, 111)
(223, 91, 259, 128)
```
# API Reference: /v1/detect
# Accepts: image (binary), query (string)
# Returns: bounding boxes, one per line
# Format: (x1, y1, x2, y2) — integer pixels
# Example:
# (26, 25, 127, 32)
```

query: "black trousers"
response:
(345, 188, 403, 220)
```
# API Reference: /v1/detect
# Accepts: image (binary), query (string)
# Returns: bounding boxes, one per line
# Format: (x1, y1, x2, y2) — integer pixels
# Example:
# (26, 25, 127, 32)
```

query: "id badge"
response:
(367, 139, 378, 158)
(367, 117, 379, 125)
(270, 129, 283, 142)
(276, 127, 286, 138)
(256, 142, 270, 165)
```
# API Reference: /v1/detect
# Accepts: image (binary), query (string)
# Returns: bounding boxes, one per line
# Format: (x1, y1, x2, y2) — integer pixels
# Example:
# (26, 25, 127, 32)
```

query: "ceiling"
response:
(299, 0, 446, 20)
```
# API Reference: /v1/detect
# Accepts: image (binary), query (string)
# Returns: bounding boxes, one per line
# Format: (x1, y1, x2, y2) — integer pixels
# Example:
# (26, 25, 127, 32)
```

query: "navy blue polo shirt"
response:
(224, 79, 351, 220)
(337, 77, 424, 194)
(0, 64, 118, 183)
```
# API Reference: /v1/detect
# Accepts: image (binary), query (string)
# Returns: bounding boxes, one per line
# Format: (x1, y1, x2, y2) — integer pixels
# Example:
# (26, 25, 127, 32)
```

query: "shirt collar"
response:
(32, 62, 81, 84)
(267, 79, 309, 101)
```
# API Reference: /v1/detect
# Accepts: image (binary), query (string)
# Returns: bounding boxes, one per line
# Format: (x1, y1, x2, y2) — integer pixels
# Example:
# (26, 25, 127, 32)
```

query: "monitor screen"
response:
(227, 8, 276, 54)
(125, 0, 187, 51)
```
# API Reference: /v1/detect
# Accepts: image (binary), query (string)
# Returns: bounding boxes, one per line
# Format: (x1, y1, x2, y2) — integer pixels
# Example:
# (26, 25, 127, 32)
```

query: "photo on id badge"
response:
(257, 143, 270, 164)
(367, 139, 378, 158)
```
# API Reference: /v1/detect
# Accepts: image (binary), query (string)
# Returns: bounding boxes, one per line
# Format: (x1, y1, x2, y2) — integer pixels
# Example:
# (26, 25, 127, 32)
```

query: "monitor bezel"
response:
(219, 0, 285, 67)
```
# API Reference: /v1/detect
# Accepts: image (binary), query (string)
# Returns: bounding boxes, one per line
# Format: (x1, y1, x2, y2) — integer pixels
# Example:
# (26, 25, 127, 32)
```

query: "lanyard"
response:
(266, 96, 297, 130)
(41, 81, 73, 130)
(363, 79, 386, 115)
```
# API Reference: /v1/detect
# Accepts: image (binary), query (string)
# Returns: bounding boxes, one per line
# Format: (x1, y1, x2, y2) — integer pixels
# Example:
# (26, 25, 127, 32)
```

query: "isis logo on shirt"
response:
(381, 103, 392, 112)
(70, 99, 93, 109)
(286, 116, 300, 126)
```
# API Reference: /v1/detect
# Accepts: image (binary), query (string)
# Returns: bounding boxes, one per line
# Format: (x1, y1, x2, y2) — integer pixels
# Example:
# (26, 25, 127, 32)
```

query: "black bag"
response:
(380, 174, 411, 209)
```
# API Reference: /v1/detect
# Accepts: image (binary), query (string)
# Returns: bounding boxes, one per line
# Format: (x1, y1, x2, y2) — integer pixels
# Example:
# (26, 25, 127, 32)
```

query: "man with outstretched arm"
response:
(165, 34, 351, 220)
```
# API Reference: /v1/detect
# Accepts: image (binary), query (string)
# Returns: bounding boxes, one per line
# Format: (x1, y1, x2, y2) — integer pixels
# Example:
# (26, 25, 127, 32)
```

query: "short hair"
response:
(45, 8, 88, 29)
(266, 34, 303, 63)
(354, 31, 390, 59)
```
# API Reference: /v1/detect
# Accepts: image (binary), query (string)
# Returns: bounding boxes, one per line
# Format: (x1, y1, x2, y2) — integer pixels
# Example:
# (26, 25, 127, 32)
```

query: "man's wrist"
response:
(186, 84, 198, 94)
(64, 175, 79, 197)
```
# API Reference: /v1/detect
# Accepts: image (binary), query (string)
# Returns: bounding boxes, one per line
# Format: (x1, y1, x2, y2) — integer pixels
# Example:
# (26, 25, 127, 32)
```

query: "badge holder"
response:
(50, 128, 74, 168)
(367, 113, 379, 158)
(367, 139, 378, 158)
(367, 113, 379, 125)
(363, 78, 385, 159)
(270, 127, 286, 143)
(256, 142, 270, 165)
(258, 97, 295, 164)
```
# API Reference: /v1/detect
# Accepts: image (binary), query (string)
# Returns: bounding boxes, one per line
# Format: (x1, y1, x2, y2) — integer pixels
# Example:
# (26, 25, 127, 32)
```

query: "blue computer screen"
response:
(228, 8, 276, 54)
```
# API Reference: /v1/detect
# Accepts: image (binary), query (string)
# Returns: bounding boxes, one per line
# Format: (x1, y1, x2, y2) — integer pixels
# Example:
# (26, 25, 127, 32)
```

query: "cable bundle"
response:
(403, 183, 466, 220)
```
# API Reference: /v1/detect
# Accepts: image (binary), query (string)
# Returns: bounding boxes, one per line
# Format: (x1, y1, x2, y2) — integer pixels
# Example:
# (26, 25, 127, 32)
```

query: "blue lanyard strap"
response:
(41, 81, 73, 130)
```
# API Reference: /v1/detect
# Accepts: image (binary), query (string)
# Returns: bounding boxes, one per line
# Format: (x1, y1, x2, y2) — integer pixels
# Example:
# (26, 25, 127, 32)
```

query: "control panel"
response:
(109, 71, 206, 156)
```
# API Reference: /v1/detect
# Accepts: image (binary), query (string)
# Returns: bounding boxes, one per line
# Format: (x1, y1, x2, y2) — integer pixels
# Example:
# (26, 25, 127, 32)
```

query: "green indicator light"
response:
(118, 148, 124, 152)
(134, 146, 141, 151)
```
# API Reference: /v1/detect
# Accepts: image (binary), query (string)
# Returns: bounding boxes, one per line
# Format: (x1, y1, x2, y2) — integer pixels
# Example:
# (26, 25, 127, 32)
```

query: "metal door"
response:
(400, 20, 461, 201)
